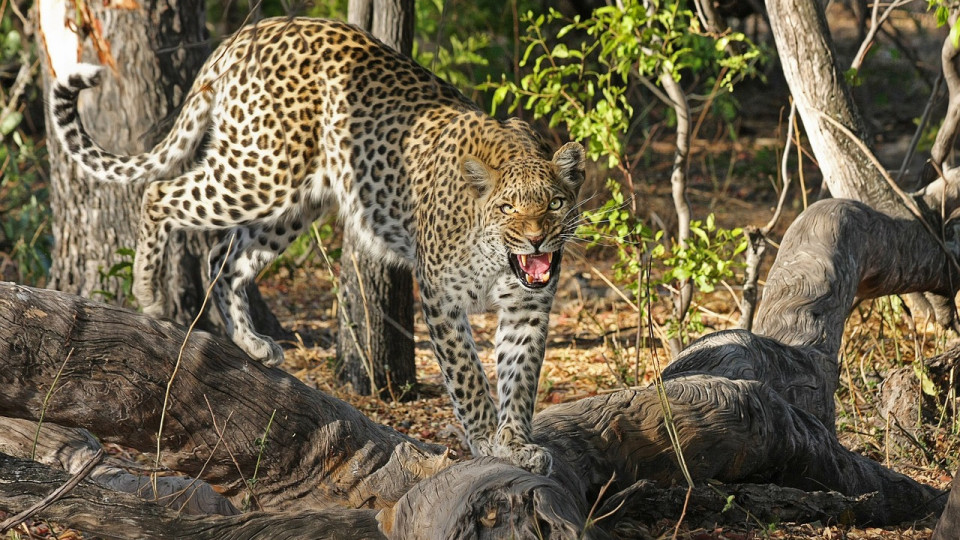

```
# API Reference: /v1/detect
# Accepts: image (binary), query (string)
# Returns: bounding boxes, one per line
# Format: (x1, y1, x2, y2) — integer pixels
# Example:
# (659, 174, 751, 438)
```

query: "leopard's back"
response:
(196, 18, 485, 259)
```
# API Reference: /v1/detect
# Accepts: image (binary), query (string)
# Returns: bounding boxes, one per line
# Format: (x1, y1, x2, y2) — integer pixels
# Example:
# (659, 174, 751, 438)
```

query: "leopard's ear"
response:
(461, 155, 496, 199)
(552, 142, 586, 191)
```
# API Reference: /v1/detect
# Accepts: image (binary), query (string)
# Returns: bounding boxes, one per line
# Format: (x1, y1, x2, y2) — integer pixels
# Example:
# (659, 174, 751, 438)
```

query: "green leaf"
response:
(491, 85, 509, 112)
(844, 67, 862, 88)
(692, 227, 709, 243)
(915, 364, 939, 397)
(0, 111, 22, 136)
(937, 4, 950, 27)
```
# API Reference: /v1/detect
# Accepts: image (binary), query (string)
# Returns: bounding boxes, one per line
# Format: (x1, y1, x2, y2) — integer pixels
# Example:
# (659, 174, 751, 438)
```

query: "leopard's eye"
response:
(549, 198, 563, 210)
(501, 203, 516, 215)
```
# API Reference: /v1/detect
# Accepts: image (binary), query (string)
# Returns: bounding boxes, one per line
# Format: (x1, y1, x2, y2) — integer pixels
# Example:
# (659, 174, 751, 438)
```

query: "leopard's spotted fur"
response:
(49, 17, 585, 474)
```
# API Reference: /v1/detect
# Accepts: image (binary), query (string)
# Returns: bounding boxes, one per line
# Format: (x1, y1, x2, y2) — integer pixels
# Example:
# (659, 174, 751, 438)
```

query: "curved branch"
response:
(660, 68, 694, 355)
(931, 12, 960, 171)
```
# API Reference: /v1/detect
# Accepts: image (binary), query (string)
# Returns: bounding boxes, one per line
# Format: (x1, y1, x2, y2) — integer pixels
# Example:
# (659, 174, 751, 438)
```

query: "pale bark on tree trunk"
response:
(766, 0, 960, 331)
(765, 0, 897, 210)
(337, 0, 417, 398)
(40, 0, 287, 338)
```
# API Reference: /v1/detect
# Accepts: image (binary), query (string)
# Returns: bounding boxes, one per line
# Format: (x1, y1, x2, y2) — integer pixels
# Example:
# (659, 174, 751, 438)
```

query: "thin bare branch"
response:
(0, 448, 104, 533)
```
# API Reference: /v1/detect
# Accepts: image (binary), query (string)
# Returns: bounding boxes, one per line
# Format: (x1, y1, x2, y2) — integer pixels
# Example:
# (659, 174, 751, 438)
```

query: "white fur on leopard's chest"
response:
(434, 249, 506, 314)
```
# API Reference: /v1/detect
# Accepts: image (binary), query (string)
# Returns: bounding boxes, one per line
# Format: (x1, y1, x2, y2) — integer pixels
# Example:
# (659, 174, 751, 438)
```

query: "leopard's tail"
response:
(49, 63, 212, 184)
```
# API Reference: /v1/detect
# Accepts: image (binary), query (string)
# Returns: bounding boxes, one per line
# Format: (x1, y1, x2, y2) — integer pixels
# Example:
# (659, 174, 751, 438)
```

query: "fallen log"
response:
(0, 198, 956, 536)
(0, 282, 454, 512)
(0, 417, 236, 516)
(0, 452, 385, 540)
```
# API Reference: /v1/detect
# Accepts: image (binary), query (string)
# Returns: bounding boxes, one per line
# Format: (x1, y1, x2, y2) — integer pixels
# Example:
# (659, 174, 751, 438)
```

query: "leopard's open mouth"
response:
(509, 250, 562, 289)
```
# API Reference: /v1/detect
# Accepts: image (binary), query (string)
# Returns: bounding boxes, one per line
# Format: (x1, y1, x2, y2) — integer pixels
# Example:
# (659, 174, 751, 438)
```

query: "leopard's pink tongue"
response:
(519, 253, 552, 279)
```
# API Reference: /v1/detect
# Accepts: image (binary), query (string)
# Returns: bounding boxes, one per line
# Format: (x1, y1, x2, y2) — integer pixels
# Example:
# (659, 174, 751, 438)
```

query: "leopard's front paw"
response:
(247, 336, 285, 367)
(469, 436, 496, 458)
(495, 442, 553, 476)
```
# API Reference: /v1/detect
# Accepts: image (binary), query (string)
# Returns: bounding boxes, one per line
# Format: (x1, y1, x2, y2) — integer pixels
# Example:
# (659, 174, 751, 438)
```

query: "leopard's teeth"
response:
(520, 254, 528, 267)
(525, 274, 534, 284)
(541, 271, 550, 283)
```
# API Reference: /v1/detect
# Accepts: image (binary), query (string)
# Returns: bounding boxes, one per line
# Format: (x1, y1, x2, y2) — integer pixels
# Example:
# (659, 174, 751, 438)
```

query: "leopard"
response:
(48, 17, 585, 475)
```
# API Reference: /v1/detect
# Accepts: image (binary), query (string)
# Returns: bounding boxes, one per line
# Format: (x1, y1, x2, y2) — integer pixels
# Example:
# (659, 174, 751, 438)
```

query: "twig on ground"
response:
(155, 233, 236, 493)
(32, 348, 74, 460)
(0, 448, 104, 533)
(203, 395, 262, 511)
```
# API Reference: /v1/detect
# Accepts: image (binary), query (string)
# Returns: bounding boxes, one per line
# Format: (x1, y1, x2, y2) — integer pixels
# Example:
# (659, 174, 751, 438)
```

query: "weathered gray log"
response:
(5, 446, 903, 540)
(0, 452, 385, 540)
(1, 195, 957, 535)
(0, 281, 454, 512)
(532, 374, 942, 525)
(0, 283, 945, 536)
(598, 481, 870, 530)
(665, 198, 959, 427)
(0, 417, 237, 516)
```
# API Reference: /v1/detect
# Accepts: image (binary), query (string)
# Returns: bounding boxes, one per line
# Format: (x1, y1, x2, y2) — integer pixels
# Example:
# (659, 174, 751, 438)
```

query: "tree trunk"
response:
(42, 0, 204, 314)
(40, 0, 287, 339)
(934, 470, 960, 540)
(765, 0, 960, 329)
(765, 0, 899, 211)
(337, 0, 417, 398)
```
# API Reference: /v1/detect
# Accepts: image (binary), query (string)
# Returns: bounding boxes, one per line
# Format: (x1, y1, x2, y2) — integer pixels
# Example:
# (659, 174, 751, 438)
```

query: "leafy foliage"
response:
(413, 0, 492, 91)
(487, 0, 759, 338)
(488, 2, 761, 167)
(653, 214, 746, 295)
(0, 8, 51, 285)
(92, 248, 135, 303)
(579, 182, 746, 330)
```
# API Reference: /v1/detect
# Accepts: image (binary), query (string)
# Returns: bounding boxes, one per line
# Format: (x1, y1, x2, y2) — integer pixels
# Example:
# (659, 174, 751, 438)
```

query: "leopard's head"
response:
(463, 142, 585, 289)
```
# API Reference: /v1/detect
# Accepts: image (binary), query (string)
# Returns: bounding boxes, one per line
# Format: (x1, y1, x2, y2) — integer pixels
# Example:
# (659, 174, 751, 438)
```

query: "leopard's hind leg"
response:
(134, 169, 314, 365)
(132, 174, 218, 317)
(210, 221, 302, 366)
(208, 212, 318, 366)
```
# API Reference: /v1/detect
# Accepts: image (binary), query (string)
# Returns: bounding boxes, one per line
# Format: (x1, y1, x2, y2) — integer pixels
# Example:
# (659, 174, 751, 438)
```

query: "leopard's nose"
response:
(527, 234, 544, 250)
